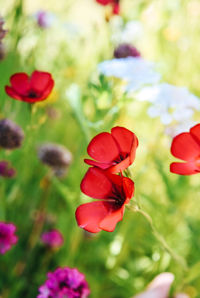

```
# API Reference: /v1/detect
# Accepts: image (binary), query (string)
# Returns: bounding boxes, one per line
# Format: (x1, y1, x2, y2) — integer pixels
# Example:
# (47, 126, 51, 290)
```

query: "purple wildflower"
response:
(114, 43, 141, 58)
(0, 119, 24, 150)
(41, 229, 64, 248)
(38, 267, 90, 298)
(0, 161, 16, 178)
(0, 222, 18, 254)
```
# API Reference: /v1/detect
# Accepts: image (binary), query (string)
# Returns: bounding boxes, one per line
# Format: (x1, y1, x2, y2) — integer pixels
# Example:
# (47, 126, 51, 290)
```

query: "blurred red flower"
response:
(5, 71, 54, 103)
(96, 0, 120, 15)
(76, 167, 134, 233)
(84, 126, 138, 174)
(170, 123, 200, 175)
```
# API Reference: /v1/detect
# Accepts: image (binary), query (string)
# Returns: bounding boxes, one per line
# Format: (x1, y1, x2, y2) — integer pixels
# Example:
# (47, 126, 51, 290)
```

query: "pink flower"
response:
(134, 272, 189, 298)
(41, 229, 64, 248)
(0, 222, 18, 254)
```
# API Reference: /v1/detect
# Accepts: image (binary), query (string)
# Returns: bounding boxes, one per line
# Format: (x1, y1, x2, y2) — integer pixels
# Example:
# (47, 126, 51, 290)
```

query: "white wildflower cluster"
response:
(136, 83, 200, 136)
(98, 49, 200, 137)
(98, 57, 161, 92)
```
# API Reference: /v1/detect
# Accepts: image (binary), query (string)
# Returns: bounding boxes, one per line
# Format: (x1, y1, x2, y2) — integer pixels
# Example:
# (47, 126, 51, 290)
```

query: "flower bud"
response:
(0, 16, 7, 42)
(0, 119, 24, 149)
(114, 43, 141, 58)
(38, 143, 72, 176)
(0, 161, 16, 177)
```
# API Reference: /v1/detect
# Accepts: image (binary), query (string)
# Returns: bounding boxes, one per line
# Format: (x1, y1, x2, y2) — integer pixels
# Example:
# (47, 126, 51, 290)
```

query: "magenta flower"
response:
(41, 229, 64, 248)
(38, 267, 90, 298)
(0, 222, 18, 254)
(0, 161, 16, 178)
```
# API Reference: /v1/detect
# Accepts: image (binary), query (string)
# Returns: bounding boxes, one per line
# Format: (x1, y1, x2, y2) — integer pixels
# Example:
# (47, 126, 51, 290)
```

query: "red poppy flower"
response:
(75, 167, 134, 233)
(5, 71, 54, 103)
(170, 123, 200, 175)
(96, 0, 120, 15)
(84, 126, 138, 174)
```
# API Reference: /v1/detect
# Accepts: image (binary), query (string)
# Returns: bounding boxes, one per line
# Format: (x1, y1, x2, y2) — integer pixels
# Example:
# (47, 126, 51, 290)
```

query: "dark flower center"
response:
(59, 281, 68, 289)
(109, 185, 126, 207)
(28, 90, 39, 98)
(0, 230, 6, 239)
(113, 153, 128, 165)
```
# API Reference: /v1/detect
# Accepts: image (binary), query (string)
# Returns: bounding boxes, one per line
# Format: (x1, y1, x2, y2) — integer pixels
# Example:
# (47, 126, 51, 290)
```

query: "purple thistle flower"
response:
(0, 119, 24, 150)
(0, 222, 18, 254)
(38, 267, 90, 298)
(41, 229, 64, 248)
(0, 161, 16, 178)
(114, 43, 141, 59)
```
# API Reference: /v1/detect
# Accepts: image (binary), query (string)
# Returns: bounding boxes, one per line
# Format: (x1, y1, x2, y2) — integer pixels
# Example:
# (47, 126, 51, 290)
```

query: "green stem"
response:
(131, 205, 188, 272)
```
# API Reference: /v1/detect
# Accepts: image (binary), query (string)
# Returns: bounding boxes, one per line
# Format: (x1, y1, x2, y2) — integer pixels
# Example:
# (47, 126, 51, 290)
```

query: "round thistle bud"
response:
(0, 119, 24, 149)
(38, 143, 72, 176)
(0, 17, 7, 42)
(114, 43, 141, 59)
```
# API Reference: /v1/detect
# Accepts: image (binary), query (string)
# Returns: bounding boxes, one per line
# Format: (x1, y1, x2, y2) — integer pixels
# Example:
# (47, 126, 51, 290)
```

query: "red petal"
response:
(30, 71, 53, 93)
(5, 86, 23, 101)
(10, 73, 29, 95)
(75, 201, 111, 233)
(96, 0, 111, 5)
(38, 79, 54, 100)
(99, 205, 124, 232)
(111, 126, 138, 156)
(190, 124, 200, 146)
(170, 162, 199, 175)
(84, 159, 111, 170)
(123, 177, 134, 203)
(107, 156, 131, 174)
(80, 167, 113, 199)
(87, 132, 119, 163)
(112, 2, 120, 14)
(171, 132, 200, 161)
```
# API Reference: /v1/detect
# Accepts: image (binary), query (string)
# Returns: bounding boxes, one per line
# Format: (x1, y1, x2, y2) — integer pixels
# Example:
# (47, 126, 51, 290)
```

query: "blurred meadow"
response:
(0, 0, 200, 297)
